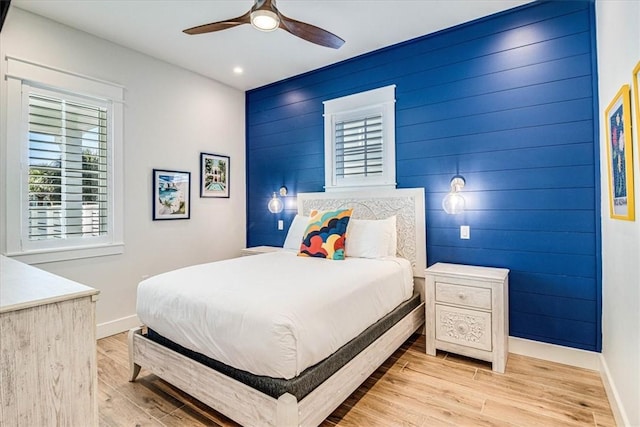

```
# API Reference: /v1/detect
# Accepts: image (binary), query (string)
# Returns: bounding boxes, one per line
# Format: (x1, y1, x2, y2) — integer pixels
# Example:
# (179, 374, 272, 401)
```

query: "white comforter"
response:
(136, 250, 413, 379)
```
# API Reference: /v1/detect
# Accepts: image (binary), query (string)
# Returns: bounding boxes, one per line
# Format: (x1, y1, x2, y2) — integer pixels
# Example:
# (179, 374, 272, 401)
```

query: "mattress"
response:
(137, 250, 413, 379)
(146, 292, 421, 400)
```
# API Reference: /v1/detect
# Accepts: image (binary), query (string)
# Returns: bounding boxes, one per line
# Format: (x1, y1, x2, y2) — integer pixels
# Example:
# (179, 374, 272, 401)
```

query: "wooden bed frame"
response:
(129, 188, 426, 426)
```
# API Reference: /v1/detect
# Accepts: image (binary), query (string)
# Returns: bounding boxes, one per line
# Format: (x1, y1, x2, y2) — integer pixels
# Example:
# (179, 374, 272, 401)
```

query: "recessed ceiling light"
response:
(233, 67, 243, 75)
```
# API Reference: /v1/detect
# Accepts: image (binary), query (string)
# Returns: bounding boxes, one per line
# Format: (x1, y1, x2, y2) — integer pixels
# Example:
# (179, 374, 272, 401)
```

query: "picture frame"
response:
(633, 61, 640, 143)
(153, 169, 191, 220)
(604, 84, 635, 221)
(200, 152, 230, 198)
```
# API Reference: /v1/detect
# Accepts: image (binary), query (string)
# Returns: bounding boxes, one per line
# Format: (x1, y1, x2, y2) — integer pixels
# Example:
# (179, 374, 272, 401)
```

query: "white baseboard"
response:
(599, 354, 630, 427)
(97, 314, 141, 339)
(508, 336, 600, 370)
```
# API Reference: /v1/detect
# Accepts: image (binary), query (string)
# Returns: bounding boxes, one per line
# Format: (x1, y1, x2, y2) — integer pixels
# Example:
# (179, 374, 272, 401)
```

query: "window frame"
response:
(323, 85, 396, 191)
(3, 57, 124, 264)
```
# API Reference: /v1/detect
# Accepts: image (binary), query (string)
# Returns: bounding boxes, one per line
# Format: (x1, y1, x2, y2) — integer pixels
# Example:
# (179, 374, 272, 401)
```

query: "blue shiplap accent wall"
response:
(246, 1, 601, 351)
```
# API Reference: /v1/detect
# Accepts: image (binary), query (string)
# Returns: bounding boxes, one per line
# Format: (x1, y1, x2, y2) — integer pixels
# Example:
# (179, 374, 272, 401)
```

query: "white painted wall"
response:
(595, 1, 640, 426)
(0, 8, 246, 337)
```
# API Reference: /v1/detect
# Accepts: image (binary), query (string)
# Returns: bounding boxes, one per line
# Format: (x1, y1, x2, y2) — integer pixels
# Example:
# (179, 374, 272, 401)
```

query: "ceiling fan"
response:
(183, 0, 345, 49)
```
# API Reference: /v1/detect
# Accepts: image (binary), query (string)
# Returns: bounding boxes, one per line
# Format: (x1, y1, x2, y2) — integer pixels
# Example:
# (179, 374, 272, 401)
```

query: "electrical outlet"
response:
(460, 225, 470, 239)
(278, 220, 284, 230)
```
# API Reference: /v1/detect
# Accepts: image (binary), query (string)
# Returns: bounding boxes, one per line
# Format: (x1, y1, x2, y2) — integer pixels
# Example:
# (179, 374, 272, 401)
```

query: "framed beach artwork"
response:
(200, 152, 230, 198)
(153, 169, 191, 220)
(604, 84, 635, 221)
(633, 61, 640, 143)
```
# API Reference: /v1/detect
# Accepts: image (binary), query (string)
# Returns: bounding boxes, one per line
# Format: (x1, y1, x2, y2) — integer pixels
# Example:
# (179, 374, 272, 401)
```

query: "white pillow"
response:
(346, 216, 397, 259)
(283, 214, 310, 250)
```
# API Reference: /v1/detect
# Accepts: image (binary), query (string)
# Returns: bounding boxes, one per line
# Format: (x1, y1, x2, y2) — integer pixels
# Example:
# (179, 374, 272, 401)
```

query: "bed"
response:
(128, 188, 426, 426)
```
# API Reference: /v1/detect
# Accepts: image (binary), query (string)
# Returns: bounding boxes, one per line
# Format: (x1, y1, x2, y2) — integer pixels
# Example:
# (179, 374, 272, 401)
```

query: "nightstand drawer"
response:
(435, 282, 491, 310)
(435, 305, 492, 351)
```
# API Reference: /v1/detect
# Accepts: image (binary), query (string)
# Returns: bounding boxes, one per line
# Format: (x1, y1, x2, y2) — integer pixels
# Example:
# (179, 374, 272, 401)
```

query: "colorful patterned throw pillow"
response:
(298, 208, 353, 260)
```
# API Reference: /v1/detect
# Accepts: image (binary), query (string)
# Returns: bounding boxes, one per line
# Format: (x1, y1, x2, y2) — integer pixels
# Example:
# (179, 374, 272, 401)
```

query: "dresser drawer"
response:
(435, 281, 491, 310)
(435, 304, 492, 351)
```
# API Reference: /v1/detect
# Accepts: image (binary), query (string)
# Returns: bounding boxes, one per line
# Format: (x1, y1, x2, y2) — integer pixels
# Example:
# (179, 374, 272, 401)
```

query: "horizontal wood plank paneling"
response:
(426, 246, 595, 278)
(428, 228, 595, 256)
(510, 291, 596, 322)
(398, 77, 593, 127)
(427, 210, 596, 233)
(426, 188, 595, 211)
(510, 312, 597, 349)
(398, 121, 594, 158)
(246, 2, 600, 350)
(436, 166, 594, 190)
(509, 271, 596, 300)
(398, 98, 594, 141)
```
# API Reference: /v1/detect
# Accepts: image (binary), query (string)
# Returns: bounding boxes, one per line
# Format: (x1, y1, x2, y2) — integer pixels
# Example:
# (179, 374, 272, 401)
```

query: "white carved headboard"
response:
(297, 188, 426, 278)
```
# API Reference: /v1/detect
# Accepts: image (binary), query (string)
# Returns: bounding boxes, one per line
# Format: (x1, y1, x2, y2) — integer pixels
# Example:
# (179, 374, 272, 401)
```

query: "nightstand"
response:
(425, 262, 509, 373)
(240, 246, 282, 256)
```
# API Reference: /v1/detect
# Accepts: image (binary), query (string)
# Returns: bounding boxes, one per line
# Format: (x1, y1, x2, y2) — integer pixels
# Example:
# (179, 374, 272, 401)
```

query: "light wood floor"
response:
(98, 332, 615, 426)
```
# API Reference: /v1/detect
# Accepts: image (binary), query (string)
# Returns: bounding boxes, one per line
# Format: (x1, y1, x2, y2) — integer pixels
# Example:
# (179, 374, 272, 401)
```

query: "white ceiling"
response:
(12, 0, 532, 91)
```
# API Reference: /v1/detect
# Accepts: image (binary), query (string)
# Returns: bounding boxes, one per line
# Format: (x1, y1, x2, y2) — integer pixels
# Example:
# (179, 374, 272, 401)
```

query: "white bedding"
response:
(136, 250, 413, 379)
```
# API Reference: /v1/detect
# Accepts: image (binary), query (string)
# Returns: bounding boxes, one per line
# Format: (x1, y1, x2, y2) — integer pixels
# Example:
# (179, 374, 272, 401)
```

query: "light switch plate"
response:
(278, 220, 284, 230)
(460, 225, 470, 239)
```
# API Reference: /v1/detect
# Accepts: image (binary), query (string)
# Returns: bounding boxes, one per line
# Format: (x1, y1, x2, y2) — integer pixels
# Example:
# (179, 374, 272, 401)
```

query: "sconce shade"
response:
(442, 192, 465, 214)
(442, 175, 466, 215)
(267, 192, 284, 213)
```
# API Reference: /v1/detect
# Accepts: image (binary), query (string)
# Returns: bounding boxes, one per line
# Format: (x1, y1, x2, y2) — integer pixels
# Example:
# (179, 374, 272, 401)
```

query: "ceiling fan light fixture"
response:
(250, 10, 279, 32)
(183, 0, 344, 49)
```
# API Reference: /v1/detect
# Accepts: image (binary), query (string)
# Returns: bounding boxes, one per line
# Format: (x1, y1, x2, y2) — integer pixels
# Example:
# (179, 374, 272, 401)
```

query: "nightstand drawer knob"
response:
(458, 292, 466, 300)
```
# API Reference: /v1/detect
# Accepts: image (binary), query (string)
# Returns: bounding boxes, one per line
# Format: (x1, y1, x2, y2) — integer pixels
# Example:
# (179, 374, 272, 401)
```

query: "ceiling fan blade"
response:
(278, 14, 345, 49)
(183, 11, 251, 35)
(0, 0, 10, 33)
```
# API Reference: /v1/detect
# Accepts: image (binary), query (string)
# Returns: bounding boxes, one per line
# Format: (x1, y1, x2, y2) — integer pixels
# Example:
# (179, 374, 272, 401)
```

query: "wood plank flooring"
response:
(97, 333, 615, 426)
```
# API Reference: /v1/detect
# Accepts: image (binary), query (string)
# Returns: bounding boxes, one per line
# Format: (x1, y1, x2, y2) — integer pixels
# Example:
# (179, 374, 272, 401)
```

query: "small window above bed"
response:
(323, 85, 396, 192)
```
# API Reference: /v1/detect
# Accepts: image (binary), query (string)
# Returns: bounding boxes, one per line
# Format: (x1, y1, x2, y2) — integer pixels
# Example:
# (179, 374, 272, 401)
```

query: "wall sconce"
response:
(267, 186, 288, 213)
(442, 176, 465, 215)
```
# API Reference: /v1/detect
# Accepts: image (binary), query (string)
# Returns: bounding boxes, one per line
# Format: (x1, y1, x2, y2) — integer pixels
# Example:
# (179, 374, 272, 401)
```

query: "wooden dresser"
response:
(0, 255, 100, 426)
(425, 262, 509, 373)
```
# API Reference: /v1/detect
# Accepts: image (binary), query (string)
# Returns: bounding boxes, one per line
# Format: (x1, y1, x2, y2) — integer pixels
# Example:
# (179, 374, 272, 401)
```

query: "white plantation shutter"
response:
(27, 92, 109, 241)
(324, 85, 396, 191)
(334, 114, 383, 179)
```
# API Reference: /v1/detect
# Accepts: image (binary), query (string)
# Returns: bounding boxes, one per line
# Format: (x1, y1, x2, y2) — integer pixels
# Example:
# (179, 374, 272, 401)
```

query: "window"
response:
(27, 90, 109, 242)
(3, 57, 124, 263)
(323, 85, 396, 191)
